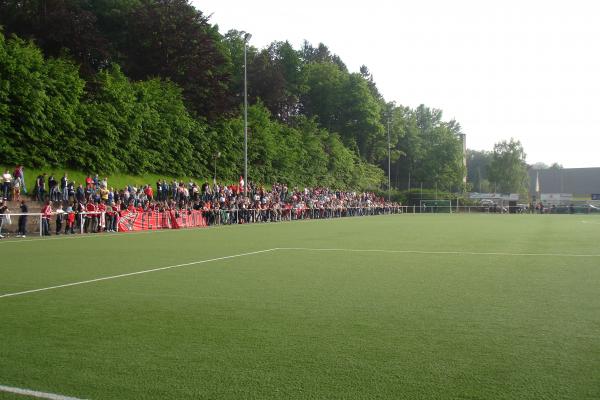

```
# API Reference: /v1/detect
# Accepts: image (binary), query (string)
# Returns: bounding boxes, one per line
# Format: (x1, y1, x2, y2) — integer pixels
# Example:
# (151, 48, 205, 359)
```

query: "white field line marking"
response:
(0, 385, 85, 400)
(581, 220, 600, 225)
(276, 247, 600, 258)
(0, 227, 180, 245)
(0, 249, 276, 299)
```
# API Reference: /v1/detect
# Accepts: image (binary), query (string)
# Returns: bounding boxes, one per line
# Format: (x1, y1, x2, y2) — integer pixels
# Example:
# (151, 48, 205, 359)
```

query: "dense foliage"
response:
(466, 139, 529, 194)
(0, 0, 467, 190)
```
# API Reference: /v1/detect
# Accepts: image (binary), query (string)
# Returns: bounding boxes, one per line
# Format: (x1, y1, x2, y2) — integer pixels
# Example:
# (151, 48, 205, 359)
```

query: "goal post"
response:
(419, 199, 453, 213)
(0, 212, 43, 238)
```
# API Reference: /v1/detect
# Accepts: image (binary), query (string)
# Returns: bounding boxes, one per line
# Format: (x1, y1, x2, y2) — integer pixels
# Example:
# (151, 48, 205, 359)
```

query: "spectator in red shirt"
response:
(145, 185, 154, 201)
(41, 201, 52, 236)
(84, 200, 97, 233)
(65, 206, 76, 234)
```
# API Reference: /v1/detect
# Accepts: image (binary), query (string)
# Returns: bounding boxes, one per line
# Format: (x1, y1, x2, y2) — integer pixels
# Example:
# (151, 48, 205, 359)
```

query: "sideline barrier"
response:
(117, 210, 173, 232)
(170, 210, 207, 229)
(0, 206, 409, 238)
(3, 204, 597, 238)
(417, 205, 600, 214)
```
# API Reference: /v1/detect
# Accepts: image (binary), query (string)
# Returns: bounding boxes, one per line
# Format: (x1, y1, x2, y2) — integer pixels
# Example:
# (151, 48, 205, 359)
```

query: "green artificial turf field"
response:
(1, 214, 599, 399)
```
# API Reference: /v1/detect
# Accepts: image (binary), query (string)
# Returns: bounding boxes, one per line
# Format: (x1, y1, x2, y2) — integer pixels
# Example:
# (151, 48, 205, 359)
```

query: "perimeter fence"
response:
(0, 206, 409, 238)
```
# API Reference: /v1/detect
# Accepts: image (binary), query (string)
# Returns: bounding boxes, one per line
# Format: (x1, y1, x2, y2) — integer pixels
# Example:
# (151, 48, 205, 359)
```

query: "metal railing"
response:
(0, 206, 410, 238)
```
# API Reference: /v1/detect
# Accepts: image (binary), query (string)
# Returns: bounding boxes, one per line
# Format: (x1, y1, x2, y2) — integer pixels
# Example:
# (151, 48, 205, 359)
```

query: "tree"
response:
(0, 0, 113, 76)
(394, 105, 465, 191)
(301, 61, 346, 133)
(339, 73, 385, 162)
(392, 106, 420, 189)
(301, 61, 385, 162)
(549, 162, 563, 170)
(1, 4, 475, 191)
(530, 162, 563, 171)
(80, 64, 141, 173)
(359, 64, 383, 101)
(300, 41, 347, 71)
(247, 41, 304, 123)
(221, 30, 255, 113)
(0, 31, 88, 167)
(81, 64, 210, 176)
(488, 139, 528, 193)
(466, 149, 493, 192)
(133, 78, 208, 177)
(118, 0, 231, 118)
(530, 162, 549, 170)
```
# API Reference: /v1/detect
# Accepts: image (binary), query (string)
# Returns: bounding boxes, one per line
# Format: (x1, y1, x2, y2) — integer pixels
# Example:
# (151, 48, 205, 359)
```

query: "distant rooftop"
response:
(528, 167, 600, 196)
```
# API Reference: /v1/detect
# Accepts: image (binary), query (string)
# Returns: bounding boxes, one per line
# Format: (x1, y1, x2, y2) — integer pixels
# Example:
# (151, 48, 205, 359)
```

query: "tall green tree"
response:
(0, 31, 87, 167)
(300, 41, 347, 71)
(1, 2, 474, 191)
(80, 64, 141, 173)
(488, 139, 528, 193)
(247, 41, 304, 123)
(221, 30, 255, 112)
(391, 106, 420, 190)
(466, 149, 493, 192)
(0, 0, 113, 75)
(301, 61, 346, 133)
(133, 78, 208, 177)
(340, 73, 385, 162)
(121, 0, 231, 119)
(301, 61, 385, 162)
(392, 105, 465, 191)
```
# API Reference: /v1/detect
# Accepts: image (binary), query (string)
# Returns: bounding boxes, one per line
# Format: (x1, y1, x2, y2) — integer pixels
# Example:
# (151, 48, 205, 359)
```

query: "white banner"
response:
(469, 193, 519, 201)
(541, 193, 572, 202)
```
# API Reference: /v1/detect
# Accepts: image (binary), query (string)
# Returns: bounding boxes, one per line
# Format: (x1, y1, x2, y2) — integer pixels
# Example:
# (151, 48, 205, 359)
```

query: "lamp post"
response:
(243, 33, 252, 197)
(387, 115, 392, 202)
(213, 151, 221, 184)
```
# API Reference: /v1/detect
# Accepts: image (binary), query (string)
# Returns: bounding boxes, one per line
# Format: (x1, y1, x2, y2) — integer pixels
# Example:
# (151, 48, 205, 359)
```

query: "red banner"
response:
(170, 210, 207, 229)
(118, 211, 172, 232)
(117, 210, 207, 232)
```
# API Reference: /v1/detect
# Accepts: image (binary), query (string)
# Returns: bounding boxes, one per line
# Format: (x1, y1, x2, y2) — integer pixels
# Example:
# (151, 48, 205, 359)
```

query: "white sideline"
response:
(581, 220, 600, 225)
(0, 385, 85, 400)
(0, 227, 178, 244)
(0, 248, 276, 299)
(0, 213, 357, 245)
(276, 247, 600, 258)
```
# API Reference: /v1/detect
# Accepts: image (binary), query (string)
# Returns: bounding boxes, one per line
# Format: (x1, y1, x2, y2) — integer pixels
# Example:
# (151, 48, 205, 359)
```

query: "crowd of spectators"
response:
(0, 166, 402, 238)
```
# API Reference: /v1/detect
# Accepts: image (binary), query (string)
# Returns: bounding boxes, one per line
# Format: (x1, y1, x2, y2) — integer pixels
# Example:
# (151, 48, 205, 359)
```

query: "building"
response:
(528, 167, 600, 201)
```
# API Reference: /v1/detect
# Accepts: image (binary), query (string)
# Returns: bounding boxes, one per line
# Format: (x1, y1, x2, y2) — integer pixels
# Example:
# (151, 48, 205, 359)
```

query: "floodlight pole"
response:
(387, 117, 391, 202)
(213, 151, 221, 184)
(244, 33, 251, 197)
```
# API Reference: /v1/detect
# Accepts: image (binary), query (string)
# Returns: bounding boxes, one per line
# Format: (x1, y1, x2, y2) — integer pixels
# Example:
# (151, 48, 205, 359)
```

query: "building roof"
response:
(528, 167, 600, 195)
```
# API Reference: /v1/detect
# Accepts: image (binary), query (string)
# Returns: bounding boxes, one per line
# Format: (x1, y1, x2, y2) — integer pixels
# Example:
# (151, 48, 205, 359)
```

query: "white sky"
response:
(194, 0, 600, 167)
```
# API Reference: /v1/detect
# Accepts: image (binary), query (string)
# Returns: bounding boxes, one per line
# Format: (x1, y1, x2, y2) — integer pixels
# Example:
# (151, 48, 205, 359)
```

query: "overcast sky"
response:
(194, 0, 600, 168)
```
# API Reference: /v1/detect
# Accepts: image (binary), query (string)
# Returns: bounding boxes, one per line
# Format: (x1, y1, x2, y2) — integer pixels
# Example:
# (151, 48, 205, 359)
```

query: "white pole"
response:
(387, 117, 391, 201)
(244, 33, 251, 197)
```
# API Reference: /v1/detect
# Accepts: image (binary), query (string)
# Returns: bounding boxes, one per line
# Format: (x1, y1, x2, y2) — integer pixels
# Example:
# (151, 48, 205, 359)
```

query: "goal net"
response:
(419, 199, 453, 213)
